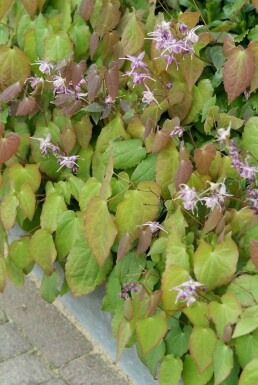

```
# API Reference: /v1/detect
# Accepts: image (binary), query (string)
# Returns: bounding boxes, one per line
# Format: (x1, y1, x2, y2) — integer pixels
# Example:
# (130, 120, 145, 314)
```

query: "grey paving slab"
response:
(0, 323, 32, 362)
(2, 281, 93, 368)
(0, 297, 7, 324)
(60, 353, 131, 385)
(39, 380, 68, 385)
(0, 353, 53, 385)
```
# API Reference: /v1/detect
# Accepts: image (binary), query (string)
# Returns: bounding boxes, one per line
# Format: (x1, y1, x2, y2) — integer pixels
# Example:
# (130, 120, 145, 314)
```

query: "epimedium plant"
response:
(1, 0, 258, 384)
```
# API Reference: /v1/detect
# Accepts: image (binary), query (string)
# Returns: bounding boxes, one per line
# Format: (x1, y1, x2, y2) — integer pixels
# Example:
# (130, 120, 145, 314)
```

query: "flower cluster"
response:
(31, 134, 79, 174)
(138, 221, 167, 234)
(147, 21, 201, 69)
(229, 140, 258, 181)
(176, 181, 232, 213)
(119, 282, 138, 300)
(170, 277, 206, 307)
(247, 189, 258, 213)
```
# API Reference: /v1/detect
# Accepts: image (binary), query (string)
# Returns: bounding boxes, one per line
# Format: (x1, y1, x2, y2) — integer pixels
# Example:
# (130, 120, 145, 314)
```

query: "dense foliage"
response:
(1, 0, 258, 384)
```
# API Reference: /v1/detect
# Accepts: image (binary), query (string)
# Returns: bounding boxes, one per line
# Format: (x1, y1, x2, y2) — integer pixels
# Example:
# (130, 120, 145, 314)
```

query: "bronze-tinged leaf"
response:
(60, 100, 82, 116)
(79, 0, 96, 21)
(146, 290, 162, 317)
(253, 0, 258, 10)
(87, 64, 102, 102)
(202, 207, 223, 236)
(120, 13, 145, 55)
(21, 0, 37, 17)
(181, 54, 204, 91)
(224, 47, 255, 104)
(0, 0, 14, 20)
(136, 227, 152, 254)
(0, 45, 31, 86)
(143, 118, 155, 141)
(93, 0, 121, 36)
(90, 32, 99, 60)
(194, 144, 216, 175)
(247, 41, 258, 93)
(117, 231, 133, 261)
(0, 133, 20, 164)
(74, 114, 92, 148)
(15, 96, 37, 116)
(71, 61, 86, 87)
(250, 240, 258, 269)
(223, 35, 238, 58)
(99, 151, 113, 199)
(223, 324, 233, 344)
(0, 82, 22, 103)
(152, 129, 170, 153)
(174, 159, 193, 191)
(62, 127, 76, 155)
(104, 61, 119, 100)
(178, 11, 200, 28)
(102, 31, 120, 61)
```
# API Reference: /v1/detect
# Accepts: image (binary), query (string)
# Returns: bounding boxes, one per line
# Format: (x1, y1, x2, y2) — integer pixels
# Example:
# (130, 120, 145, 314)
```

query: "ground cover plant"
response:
(1, 0, 258, 384)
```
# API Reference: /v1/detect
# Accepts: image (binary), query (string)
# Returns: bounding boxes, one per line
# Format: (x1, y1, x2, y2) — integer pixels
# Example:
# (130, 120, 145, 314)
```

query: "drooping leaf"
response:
(156, 142, 179, 199)
(74, 115, 92, 149)
(159, 354, 183, 385)
(5, 257, 24, 287)
(243, 117, 258, 159)
(104, 61, 119, 100)
(223, 35, 238, 58)
(9, 237, 33, 271)
(181, 55, 204, 91)
(21, 0, 37, 17)
(93, 0, 121, 36)
(65, 238, 112, 296)
(44, 32, 73, 62)
(224, 47, 255, 104)
(84, 196, 117, 267)
(0, 82, 22, 103)
(55, 211, 81, 259)
(194, 144, 216, 175)
(194, 235, 239, 290)
(79, 0, 96, 21)
(0, 133, 21, 164)
(116, 319, 133, 363)
(189, 327, 217, 374)
(15, 96, 37, 116)
(40, 192, 67, 233)
(87, 64, 102, 102)
(0, 193, 19, 231)
(30, 229, 57, 275)
(235, 330, 258, 369)
(166, 226, 190, 271)
(213, 340, 234, 385)
(238, 359, 258, 385)
(40, 271, 60, 303)
(61, 127, 76, 155)
(120, 12, 145, 55)
(182, 354, 213, 385)
(0, 0, 14, 20)
(115, 181, 160, 240)
(136, 315, 168, 356)
(0, 45, 30, 86)
(17, 183, 36, 221)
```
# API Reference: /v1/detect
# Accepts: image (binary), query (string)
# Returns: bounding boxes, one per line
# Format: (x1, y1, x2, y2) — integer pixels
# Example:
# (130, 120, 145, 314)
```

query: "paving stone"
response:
(0, 296, 7, 324)
(0, 323, 31, 362)
(60, 354, 131, 385)
(3, 281, 93, 367)
(39, 380, 67, 385)
(0, 353, 53, 385)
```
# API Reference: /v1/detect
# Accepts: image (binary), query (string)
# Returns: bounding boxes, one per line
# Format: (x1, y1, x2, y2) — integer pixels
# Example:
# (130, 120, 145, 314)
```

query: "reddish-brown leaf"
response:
(202, 207, 223, 236)
(90, 32, 99, 60)
(104, 61, 119, 100)
(174, 145, 193, 190)
(21, 0, 37, 16)
(146, 290, 162, 317)
(71, 61, 86, 88)
(181, 55, 204, 90)
(137, 227, 152, 254)
(94, 0, 121, 36)
(62, 128, 76, 155)
(143, 118, 155, 141)
(0, 133, 20, 164)
(194, 144, 216, 175)
(152, 130, 170, 153)
(247, 41, 258, 93)
(74, 115, 92, 149)
(223, 35, 238, 58)
(102, 31, 120, 61)
(117, 231, 133, 261)
(224, 47, 255, 104)
(0, 0, 14, 20)
(0, 82, 22, 103)
(15, 96, 37, 116)
(79, 0, 96, 21)
(178, 11, 200, 28)
(250, 240, 258, 269)
(87, 64, 102, 102)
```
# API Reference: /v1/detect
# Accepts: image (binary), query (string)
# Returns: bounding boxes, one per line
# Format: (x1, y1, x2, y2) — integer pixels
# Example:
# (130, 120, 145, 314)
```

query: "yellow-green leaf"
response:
(17, 184, 36, 221)
(0, 45, 31, 86)
(136, 315, 168, 356)
(30, 229, 57, 275)
(0, 193, 19, 231)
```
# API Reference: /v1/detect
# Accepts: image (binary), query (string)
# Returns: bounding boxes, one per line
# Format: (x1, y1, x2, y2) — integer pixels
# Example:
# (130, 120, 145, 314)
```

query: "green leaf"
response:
(184, 302, 210, 328)
(161, 264, 190, 315)
(84, 197, 117, 267)
(243, 117, 258, 159)
(55, 211, 80, 259)
(8, 163, 41, 193)
(194, 235, 239, 290)
(35, 14, 50, 58)
(156, 142, 179, 199)
(30, 229, 57, 275)
(79, 177, 101, 212)
(96, 113, 130, 153)
(209, 294, 242, 339)
(0, 193, 19, 231)
(115, 181, 161, 240)
(131, 153, 157, 184)
(136, 315, 168, 355)
(189, 327, 217, 373)
(165, 324, 192, 357)
(9, 237, 33, 272)
(227, 275, 258, 307)
(232, 317, 258, 339)
(235, 330, 258, 369)
(44, 32, 73, 62)
(159, 354, 183, 385)
(0, 45, 31, 86)
(40, 271, 60, 303)
(69, 15, 91, 56)
(120, 12, 145, 55)
(115, 251, 146, 285)
(213, 340, 234, 385)
(148, 237, 167, 257)
(238, 359, 258, 385)
(65, 238, 112, 296)
(182, 354, 214, 385)
(137, 340, 166, 377)
(109, 139, 146, 169)
(40, 192, 67, 234)
(166, 226, 190, 271)
(108, 172, 130, 213)
(116, 319, 133, 363)
(5, 257, 24, 287)
(17, 184, 36, 221)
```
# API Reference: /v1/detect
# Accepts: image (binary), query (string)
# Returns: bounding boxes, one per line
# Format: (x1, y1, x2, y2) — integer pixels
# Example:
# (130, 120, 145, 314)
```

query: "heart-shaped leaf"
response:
(136, 315, 168, 355)
(0, 133, 21, 164)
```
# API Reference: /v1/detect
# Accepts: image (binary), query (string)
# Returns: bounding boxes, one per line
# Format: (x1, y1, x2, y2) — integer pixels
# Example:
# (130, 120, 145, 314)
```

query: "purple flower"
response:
(138, 221, 167, 234)
(248, 189, 258, 212)
(178, 23, 188, 35)
(125, 71, 155, 86)
(119, 282, 138, 300)
(57, 155, 80, 173)
(170, 277, 206, 307)
(31, 134, 53, 156)
(142, 85, 160, 107)
(28, 76, 44, 90)
(229, 140, 258, 181)
(184, 25, 202, 45)
(200, 181, 232, 211)
(120, 52, 148, 74)
(215, 122, 231, 145)
(177, 184, 199, 213)
(33, 59, 54, 75)
(170, 125, 185, 138)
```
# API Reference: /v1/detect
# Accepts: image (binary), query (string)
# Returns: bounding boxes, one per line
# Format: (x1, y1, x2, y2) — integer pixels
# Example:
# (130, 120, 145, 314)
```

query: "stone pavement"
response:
(0, 278, 133, 385)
